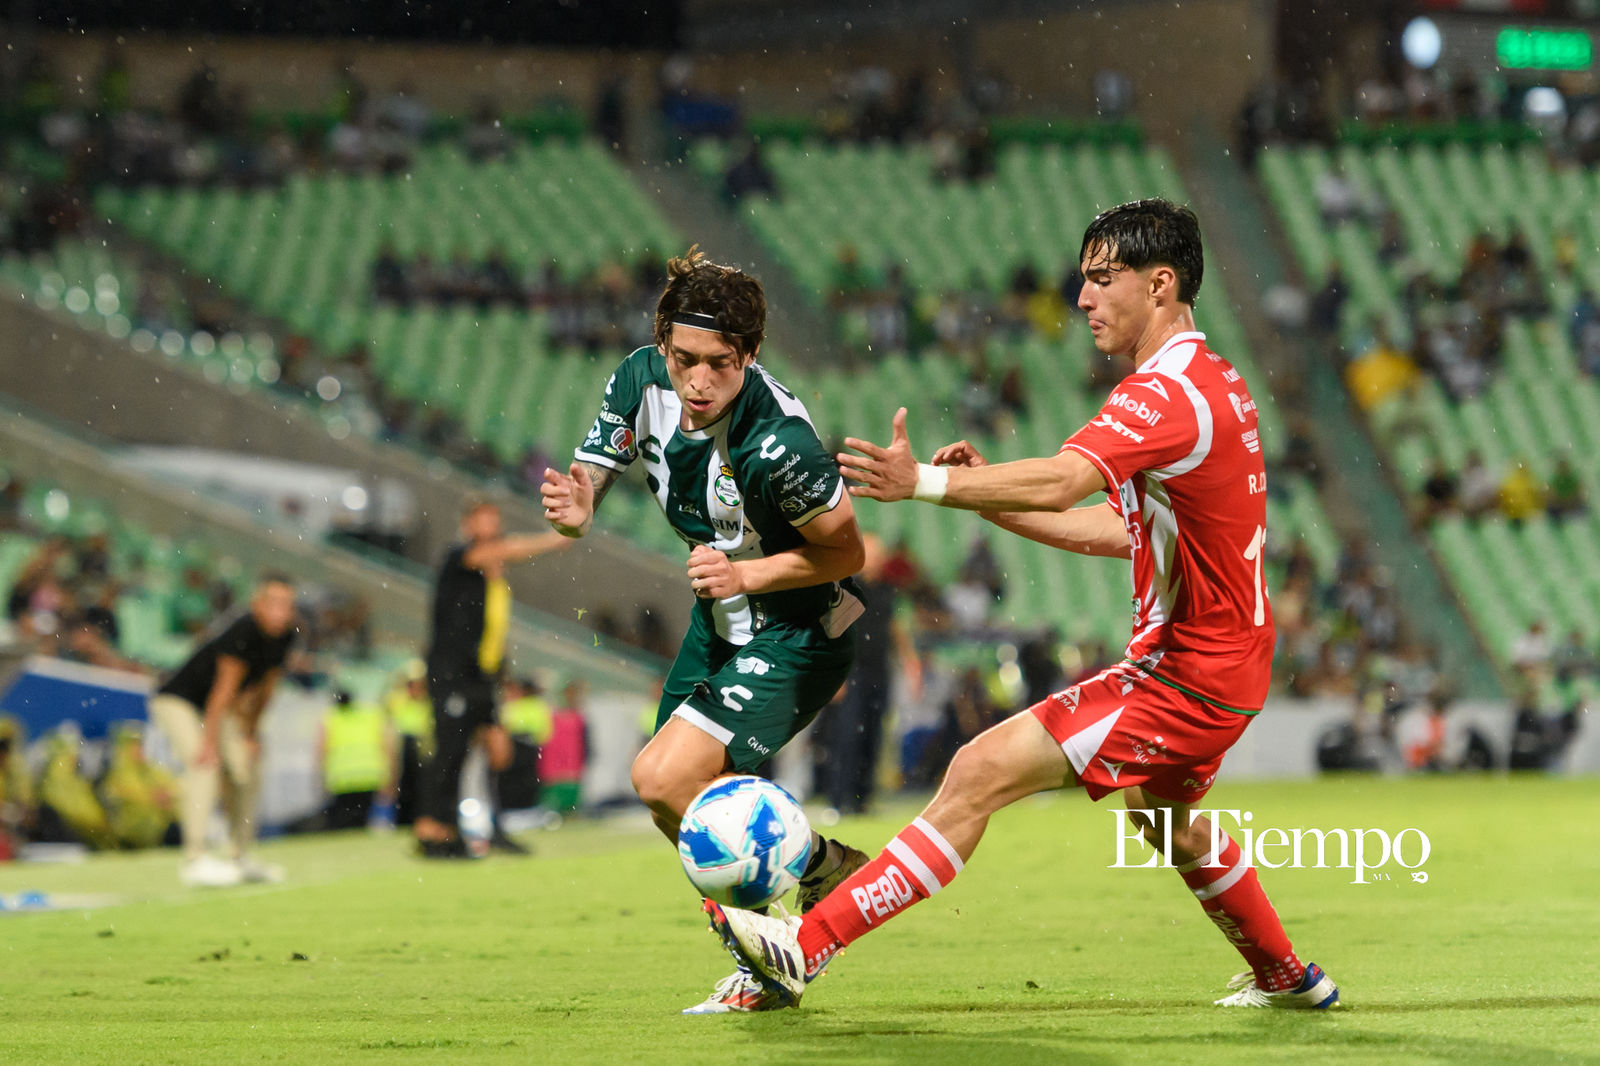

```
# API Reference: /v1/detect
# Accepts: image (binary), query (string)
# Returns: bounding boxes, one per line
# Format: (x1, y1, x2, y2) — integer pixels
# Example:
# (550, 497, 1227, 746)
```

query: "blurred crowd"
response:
(371, 245, 662, 354)
(1237, 65, 1600, 165)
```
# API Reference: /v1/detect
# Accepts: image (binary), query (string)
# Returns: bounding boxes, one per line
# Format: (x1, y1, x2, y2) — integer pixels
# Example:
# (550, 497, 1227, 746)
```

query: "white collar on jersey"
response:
(1136, 330, 1207, 372)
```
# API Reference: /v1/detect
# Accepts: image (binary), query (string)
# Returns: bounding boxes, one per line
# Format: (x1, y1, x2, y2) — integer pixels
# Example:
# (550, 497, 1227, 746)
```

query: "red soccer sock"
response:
(1177, 834, 1305, 992)
(797, 816, 963, 974)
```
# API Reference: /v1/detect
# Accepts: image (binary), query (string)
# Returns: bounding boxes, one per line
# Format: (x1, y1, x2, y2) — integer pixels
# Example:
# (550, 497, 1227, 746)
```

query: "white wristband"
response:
(912, 463, 949, 503)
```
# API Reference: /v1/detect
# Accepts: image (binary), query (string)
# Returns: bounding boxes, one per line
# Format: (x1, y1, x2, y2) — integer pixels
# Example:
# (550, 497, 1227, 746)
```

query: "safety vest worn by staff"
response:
(501, 695, 554, 745)
(324, 702, 388, 795)
(385, 692, 433, 741)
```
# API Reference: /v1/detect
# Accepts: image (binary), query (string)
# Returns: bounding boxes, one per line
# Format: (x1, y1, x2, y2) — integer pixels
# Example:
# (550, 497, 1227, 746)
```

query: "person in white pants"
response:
(148, 574, 297, 886)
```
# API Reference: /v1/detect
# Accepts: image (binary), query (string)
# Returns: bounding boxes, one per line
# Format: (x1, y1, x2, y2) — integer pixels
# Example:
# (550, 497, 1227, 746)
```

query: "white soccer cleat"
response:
(702, 900, 813, 1008)
(682, 967, 789, 1014)
(180, 854, 243, 888)
(795, 839, 870, 914)
(236, 855, 286, 884)
(1214, 962, 1341, 1008)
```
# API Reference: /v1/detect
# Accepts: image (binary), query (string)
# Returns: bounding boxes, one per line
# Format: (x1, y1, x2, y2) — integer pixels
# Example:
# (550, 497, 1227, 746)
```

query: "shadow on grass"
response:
(707, 992, 1600, 1066)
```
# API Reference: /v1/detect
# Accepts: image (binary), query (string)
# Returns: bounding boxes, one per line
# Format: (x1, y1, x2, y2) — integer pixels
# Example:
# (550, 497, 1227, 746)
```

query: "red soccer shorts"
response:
(1029, 662, 1253, 804)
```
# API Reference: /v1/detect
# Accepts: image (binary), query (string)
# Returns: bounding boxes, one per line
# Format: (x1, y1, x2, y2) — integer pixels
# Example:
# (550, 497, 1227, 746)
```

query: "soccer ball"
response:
(678, 775, 812, 909)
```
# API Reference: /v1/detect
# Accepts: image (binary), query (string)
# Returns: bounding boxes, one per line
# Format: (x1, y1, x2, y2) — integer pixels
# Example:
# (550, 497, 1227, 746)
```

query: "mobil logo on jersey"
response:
(1107, 390, 1164, 426)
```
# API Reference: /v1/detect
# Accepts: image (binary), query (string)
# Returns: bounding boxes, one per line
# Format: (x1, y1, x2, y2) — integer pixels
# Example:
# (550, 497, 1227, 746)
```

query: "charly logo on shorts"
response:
(713, 464, 741, 509)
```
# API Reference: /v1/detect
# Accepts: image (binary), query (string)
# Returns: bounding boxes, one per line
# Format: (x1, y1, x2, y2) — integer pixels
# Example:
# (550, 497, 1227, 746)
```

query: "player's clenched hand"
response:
(930, 439, 988, 468)
(838, 407, 918, 502)
(687, 545, 743, 599)
(541, 462, 594, 536)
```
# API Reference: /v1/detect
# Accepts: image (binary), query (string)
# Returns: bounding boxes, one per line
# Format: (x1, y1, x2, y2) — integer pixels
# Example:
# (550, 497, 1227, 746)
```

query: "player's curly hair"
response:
(1080, 198, 1204, 305)
(653, 246, 767, 359)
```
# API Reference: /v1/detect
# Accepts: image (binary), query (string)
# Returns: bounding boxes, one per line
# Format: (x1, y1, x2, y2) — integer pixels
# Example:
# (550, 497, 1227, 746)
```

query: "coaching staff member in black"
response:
(414, 496, 569, 857)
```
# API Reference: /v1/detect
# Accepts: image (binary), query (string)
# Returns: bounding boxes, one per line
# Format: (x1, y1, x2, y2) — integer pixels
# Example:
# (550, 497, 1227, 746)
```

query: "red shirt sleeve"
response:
(1060, 373, 1200, 489)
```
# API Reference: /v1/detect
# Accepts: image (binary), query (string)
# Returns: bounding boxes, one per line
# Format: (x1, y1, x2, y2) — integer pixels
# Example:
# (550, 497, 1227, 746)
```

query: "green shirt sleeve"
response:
(745, 417, 845, 527)
(574, 350, 648, 471)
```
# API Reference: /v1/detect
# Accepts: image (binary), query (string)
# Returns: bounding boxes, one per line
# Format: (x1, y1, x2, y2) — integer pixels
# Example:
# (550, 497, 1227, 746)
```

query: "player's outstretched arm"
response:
(839, 408, 1105, 513)
(464, 530, 574, 569)
(541, 461, 619, 538)
(929, 438, 1128, 558)
(686, 496, 866, 600)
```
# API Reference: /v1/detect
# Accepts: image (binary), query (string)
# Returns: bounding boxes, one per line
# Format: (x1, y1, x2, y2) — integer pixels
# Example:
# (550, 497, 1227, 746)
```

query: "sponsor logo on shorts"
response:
(1099, 757, 1125, 783)
(734, 656, 771, 676)
(745, 736, 771, 756)
(852, 864, 915, 923)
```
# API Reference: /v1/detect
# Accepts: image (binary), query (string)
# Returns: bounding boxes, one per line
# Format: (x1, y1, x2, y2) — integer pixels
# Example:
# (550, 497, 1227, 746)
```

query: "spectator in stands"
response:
(1314, 168, 1363, 226)
(1497, 460, 1545, 526)
(1572, 289, 1600, 377)
(1552, 628, 1593, 679)
(1457, 451, 1499, 520)
(1344, 325, 1418, 412)
(1511, 620, 1553, 683)
(723, 141, 777, 202)
(1546, 457, 1587, 520)
(829, 245, 872, 309)
(595, 77, 628, 153)
(372, 244, 410, 305)
(956, 363, 1000, 437)
(1419, 460, 1459, 525)
(1309, 265, 1348, 336)
(463, 100, 512, 163)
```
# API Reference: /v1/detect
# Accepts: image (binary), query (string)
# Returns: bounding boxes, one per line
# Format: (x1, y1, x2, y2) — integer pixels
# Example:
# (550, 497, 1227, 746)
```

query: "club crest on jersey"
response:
(713, 465, 741, 508)
(609, 426, 636, 458)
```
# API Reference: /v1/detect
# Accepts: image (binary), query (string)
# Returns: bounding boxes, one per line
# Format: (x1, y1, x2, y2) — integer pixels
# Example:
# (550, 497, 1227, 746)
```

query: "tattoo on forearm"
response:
(579, 462, 621, 511)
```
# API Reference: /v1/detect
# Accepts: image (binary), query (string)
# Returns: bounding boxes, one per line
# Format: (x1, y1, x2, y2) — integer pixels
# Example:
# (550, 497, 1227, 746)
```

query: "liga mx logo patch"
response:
(609, 426, 636, 459)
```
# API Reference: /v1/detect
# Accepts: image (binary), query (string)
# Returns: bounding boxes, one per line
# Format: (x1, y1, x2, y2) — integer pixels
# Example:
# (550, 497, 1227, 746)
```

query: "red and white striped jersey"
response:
(1061, 331, 1275, 712)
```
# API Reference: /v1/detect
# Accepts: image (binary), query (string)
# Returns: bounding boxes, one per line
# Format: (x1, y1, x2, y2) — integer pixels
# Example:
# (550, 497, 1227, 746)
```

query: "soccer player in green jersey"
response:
(541, 249, 872, 1013)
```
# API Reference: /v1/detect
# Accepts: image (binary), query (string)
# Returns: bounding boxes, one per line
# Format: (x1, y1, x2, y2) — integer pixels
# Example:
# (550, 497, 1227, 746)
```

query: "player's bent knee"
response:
(942, 740, 1020, 811)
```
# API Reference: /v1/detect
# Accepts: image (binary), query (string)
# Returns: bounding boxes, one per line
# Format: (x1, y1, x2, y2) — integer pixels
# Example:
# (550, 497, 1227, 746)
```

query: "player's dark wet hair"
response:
(1079, 199, 1204, 305)
(653, 246, 766, 359)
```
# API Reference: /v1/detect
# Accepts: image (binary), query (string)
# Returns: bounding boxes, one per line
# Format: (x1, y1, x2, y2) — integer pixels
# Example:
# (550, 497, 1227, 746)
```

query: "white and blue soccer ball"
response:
(678, 775, 812, 909)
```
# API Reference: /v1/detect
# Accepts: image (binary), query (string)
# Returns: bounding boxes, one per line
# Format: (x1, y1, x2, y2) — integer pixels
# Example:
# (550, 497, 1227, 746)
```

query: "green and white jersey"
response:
(576, 345, 864, 645)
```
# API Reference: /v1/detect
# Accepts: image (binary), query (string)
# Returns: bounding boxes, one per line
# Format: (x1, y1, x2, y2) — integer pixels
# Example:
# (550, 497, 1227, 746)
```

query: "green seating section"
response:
(692, 140, 1341, 645)
(14, 137, 1348, 661)
(1260, 142, 1600, 660)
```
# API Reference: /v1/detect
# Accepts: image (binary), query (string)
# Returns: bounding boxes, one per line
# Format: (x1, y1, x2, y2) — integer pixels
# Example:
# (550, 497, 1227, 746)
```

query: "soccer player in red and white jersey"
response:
(705, 199, 1340, 1010)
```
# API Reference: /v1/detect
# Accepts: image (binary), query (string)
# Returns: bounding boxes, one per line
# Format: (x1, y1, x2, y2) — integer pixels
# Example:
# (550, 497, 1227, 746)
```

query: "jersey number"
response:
(1242, 524, 1266, 627)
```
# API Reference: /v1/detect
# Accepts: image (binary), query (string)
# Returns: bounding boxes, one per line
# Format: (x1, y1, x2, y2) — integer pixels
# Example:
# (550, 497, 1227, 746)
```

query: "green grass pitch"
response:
(3, 775, 1597, 1065)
